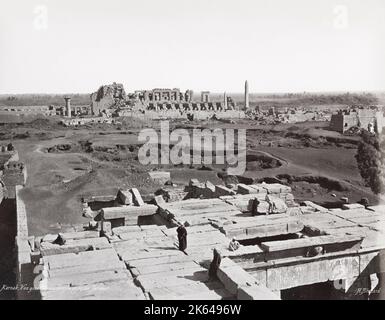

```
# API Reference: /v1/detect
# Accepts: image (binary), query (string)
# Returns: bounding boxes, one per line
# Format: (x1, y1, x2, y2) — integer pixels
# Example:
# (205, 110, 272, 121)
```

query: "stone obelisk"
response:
(244, 80, 249, 110)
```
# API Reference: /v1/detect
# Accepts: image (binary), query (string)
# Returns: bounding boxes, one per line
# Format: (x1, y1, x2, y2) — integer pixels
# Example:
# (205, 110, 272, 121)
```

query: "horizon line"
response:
(1, 90, 384, 96)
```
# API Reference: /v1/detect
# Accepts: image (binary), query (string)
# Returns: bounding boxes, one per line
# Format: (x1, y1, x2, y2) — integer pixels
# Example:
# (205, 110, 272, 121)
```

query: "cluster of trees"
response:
(297, 93, 378, 106)
(252, 92, 378, 105)
(355, 131, 385, 194)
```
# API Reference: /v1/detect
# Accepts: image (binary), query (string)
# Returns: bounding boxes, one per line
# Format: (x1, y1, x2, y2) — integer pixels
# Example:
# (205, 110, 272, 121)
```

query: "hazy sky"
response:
(0, 0, 384, 93)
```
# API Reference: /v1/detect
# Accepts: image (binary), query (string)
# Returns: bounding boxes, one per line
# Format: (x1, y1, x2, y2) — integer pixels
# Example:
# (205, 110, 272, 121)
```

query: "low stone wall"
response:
(16, 186, 28, 238)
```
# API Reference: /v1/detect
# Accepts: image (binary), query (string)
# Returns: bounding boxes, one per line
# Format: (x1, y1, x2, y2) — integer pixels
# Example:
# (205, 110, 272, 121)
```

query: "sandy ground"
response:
(2, 119, 380, 235)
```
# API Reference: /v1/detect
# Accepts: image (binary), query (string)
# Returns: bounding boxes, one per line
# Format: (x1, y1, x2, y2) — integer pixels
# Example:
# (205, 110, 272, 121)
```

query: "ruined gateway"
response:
(12, 170, 385, 300)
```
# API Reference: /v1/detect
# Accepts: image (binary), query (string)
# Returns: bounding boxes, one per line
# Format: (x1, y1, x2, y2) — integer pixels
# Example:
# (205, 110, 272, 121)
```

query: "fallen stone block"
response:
(112, 225, 141, 236)
(227, 199, 253, 212)
(42, 234, 59, 243)
(205, 181, 216, 192)
(46, 259, 127, 278)
(154, 195, 166, 206)
(303, 201, 329, 212)
(215, 185, 236, 197)
(102, 204, 158, 220)
(237, 184, 259, 195)
(220, 226, 247, 239)
(189, 179, 200, 187)
(342, 203, 365, 211)
(117, 189, 133, 205)
(131, 188, 145, 206)
(367, 204, 385, 214)
(217, 258, 259, 294)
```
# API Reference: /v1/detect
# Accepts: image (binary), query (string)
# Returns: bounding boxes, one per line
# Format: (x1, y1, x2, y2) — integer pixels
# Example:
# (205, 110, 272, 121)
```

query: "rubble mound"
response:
(246, 153, 282, 171)
(344, 126, 362, 135)
(276, 174, 349, 192)
(93, 83, 126, 102)
(46, 144, 73, 153)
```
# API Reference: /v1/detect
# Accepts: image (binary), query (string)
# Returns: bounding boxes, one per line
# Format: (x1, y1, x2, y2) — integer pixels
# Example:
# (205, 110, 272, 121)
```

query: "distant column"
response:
(244, 80, 249, 110)
(64, 97, 71, 118)
(224, 92, 227, 109)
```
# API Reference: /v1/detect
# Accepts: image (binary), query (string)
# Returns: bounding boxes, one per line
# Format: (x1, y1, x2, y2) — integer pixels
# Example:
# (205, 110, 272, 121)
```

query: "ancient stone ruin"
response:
(116, 86, 244, 120)
(90, 82, 127, 116)
(0, 145, 26, 198)
(13, 171, 385, 300)
(330, 106, 385, 134)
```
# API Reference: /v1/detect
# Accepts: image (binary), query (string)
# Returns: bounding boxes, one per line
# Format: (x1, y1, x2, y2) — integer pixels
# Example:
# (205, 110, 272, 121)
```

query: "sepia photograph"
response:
(0, 0, 385, 304)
